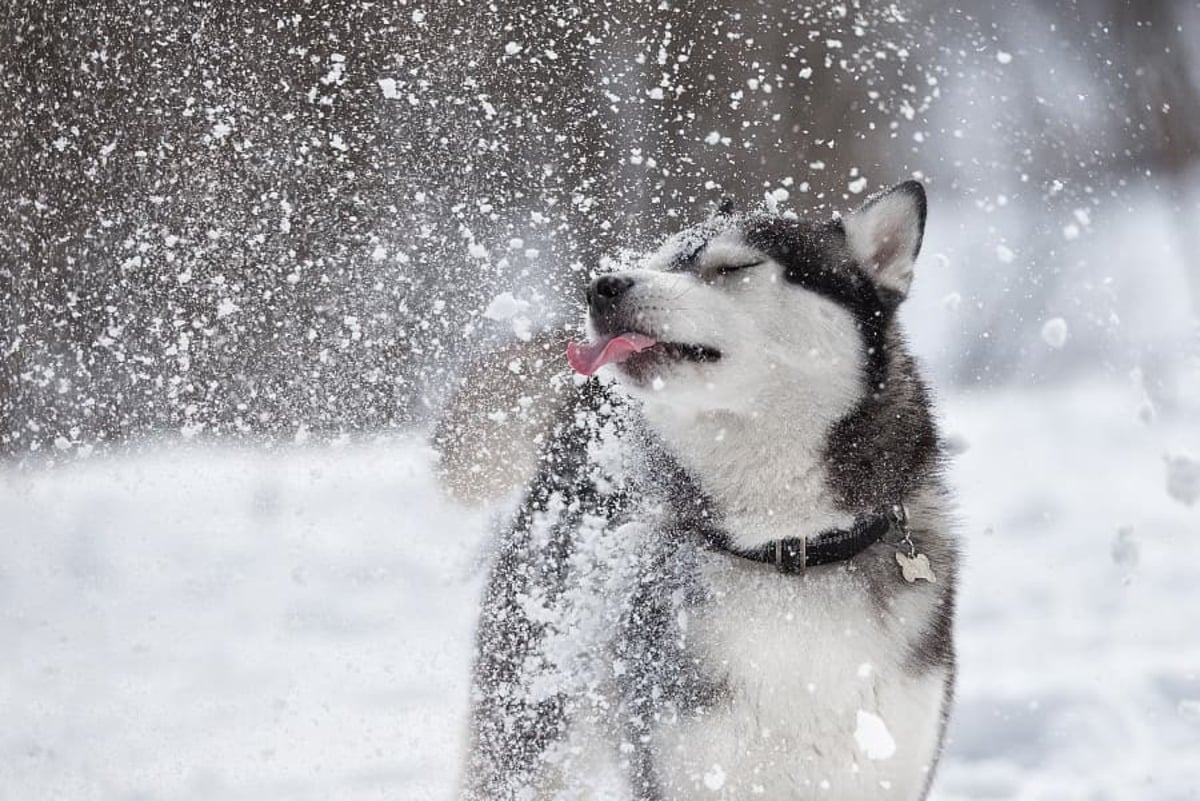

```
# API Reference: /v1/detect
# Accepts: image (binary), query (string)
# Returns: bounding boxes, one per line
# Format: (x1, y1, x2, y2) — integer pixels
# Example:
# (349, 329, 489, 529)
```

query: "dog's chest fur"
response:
(647, 405, 854, 549)
(646, 553, 947, 800)
(631, 409, 948, 799)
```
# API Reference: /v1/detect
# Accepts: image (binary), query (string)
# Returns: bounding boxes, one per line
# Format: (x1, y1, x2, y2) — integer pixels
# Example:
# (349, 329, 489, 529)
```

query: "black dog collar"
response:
(715, 504, 913, 574)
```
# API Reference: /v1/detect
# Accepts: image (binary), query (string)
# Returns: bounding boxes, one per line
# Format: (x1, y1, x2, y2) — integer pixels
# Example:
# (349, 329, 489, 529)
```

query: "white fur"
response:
(596, 230, 865, 547)
(654, 556, 948, 800)
(595, 218, 948, 798)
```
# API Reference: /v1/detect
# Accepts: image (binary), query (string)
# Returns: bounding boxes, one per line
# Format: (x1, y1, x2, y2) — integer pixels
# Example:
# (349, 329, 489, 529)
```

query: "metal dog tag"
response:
(896, 551, 936, 583)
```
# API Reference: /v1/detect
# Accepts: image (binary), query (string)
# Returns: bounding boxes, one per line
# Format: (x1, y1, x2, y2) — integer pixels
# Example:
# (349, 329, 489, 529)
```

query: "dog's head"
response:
(568, 181, 927, 424)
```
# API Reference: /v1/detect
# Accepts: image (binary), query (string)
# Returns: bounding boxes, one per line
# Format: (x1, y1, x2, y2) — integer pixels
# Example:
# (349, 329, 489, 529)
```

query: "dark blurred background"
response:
(4, 0, 1198, 457)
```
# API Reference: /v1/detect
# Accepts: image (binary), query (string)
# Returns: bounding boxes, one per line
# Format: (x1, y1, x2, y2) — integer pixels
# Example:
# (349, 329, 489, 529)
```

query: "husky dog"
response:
(460, 181, 957, 801)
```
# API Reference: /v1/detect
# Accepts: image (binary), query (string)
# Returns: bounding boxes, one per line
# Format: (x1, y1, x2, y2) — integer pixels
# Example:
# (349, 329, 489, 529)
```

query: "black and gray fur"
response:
(461, 181, 958, 801)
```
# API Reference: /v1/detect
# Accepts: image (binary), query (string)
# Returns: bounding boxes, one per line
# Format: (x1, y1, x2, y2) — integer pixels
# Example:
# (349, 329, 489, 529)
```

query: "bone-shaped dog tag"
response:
(896, 551, 936, 583)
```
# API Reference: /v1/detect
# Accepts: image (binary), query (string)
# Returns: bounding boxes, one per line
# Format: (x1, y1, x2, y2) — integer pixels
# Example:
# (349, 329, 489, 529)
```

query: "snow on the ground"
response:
(2, 382, 1198, 800)
(935, 382, 1200, 801)
(0, 439, 486, 801)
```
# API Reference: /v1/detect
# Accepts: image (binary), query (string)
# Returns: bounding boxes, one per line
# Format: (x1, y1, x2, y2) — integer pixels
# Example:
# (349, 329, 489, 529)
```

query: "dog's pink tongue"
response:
(566, 333, 658, 376)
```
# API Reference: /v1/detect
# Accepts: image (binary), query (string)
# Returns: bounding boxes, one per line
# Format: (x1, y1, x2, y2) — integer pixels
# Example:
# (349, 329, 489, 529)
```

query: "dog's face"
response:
(568, 182, 927, 423)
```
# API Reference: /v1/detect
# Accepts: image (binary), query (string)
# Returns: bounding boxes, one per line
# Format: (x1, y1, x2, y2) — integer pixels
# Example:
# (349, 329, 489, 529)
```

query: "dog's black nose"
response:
(587, 275, 635, 314)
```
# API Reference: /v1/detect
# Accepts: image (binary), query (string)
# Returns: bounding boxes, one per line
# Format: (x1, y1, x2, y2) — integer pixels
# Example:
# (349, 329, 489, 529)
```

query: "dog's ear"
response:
(842, 180, 926, 299)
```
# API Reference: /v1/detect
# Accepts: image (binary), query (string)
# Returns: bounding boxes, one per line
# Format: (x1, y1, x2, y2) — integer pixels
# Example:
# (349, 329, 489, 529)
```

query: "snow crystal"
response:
(942, 292, 963, 313)
(848, 176, 868, 194)
(995, 245, 1015, 264)
(996, 51, 1013, 65)
(765, 187, 789, 213)
(1062, 223, 1080, 240)
(1164, 453, 1200, 507)
(511, 317, 533, 342)
(377, 78, 400, 99)
(651, 377, 665, 391)
(703, 765, 726, 791)
(1040, 317, 1068, 349)
(216, 298, 238, 319)
(321, 55, 346, 86)
(211, 122, 231, 140)
(504, 41, 523, 56)
(482, 292, 529, 322)
(854, 710, 896, 760)
(704, 131, 721, 145)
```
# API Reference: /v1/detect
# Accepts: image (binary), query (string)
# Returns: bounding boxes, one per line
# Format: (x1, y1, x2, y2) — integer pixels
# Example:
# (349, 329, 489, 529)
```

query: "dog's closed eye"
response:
(706, 260, 764, 281)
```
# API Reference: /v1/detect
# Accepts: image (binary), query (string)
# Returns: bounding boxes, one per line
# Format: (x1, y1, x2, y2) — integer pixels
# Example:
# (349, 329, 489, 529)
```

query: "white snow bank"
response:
(935, 381, 1200, 801)
(2, 381, 1197, 800)
(0, 438, 486, 801)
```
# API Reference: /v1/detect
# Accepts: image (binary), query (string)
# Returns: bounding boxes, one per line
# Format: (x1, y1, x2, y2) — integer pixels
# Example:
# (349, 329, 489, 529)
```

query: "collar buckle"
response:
(773, 537, 807, 573)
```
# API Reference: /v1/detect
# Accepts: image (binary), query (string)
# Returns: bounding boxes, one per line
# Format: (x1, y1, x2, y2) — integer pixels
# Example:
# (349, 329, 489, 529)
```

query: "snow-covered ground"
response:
(2, 381, 1198, 800)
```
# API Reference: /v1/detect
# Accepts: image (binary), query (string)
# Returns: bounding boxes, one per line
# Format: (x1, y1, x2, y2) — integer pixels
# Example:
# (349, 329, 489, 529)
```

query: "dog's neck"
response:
(639, 391, 855, 551)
